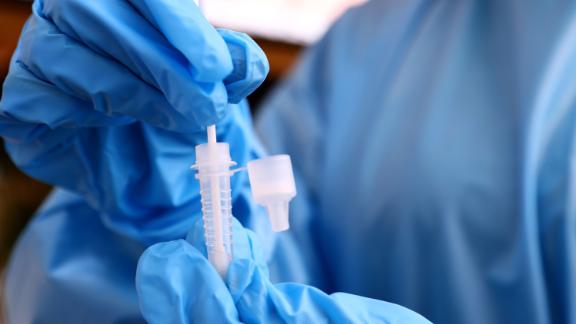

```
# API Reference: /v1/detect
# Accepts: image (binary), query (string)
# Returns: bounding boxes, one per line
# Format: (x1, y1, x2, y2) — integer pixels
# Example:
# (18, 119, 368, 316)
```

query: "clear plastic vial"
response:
(193, 141, 235, 277)
(192, 125, 297, 278)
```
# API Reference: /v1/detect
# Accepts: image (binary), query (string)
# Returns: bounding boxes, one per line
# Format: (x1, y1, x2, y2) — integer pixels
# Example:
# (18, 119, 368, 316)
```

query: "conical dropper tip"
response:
(266, 201, 290, 232)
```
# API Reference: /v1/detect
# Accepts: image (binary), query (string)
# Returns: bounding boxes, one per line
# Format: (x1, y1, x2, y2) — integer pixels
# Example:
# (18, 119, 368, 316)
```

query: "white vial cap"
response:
(247, 155, 296, 232)
(193, 142, 234, 169)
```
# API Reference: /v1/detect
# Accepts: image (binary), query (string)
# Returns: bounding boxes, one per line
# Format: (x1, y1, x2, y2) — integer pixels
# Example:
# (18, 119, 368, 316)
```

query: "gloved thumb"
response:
(136, 240, 241, 323)
(185, 215, 268, 270)
(226, 257, 278, 323)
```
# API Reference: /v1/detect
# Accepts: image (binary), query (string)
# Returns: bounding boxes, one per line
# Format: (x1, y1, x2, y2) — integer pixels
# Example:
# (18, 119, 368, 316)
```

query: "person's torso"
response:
(314, 1, 576, 323)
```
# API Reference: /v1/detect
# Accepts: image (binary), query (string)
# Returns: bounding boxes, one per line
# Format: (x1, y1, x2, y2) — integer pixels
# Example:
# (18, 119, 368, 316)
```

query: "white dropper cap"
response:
(247, 155, 296, 232)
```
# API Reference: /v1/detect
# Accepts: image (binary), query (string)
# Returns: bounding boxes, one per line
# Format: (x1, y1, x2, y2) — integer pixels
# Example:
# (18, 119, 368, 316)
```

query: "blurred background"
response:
(0, 0, 364, 320)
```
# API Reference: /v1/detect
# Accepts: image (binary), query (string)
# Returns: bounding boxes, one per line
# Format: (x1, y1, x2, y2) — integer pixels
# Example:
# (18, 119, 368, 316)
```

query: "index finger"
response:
(128, 0, 232, 82)
(40, 0, 232, 128)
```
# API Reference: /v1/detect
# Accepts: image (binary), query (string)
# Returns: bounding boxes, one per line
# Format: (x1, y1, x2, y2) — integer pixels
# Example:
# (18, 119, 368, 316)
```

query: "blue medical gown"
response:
(5, 0, 576, 323)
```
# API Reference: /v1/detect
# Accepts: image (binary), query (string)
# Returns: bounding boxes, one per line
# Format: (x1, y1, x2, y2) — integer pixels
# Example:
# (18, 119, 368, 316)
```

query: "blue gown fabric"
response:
(4, 0, 576, 323)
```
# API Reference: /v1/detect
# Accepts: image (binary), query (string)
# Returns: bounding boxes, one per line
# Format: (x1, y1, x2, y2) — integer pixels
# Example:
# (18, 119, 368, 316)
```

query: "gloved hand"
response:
(0, 0, 268, 243)
(136, 218, 432, 323)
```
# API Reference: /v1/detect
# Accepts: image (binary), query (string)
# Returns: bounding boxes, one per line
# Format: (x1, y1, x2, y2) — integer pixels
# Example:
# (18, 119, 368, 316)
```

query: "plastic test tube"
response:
(193, 125, 234, 277)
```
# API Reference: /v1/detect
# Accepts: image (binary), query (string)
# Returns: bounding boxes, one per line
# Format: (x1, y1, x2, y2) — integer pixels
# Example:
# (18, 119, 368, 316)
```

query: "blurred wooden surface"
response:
(0, 2, 31, 78)
(255, 37, 301, 79)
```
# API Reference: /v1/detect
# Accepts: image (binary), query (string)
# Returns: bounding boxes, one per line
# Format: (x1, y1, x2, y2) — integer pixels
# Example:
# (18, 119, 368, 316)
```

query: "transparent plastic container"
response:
(193, 141, 235, 277)
(193, 125, 296, 277)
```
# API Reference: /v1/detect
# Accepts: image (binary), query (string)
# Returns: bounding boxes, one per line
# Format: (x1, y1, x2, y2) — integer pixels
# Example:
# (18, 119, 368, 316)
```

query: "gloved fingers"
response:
(13, 14, 200, 132)
(227, 265, 359, 323)
(136, 240, 241, 324)
(0, 61, 133, 142)
(126, 0, 231, 83)
(126, 5, 269, 103)
(219, 29, 270, 104)
(37, 0, 230, 129)
(130, 3, 270, 104)
(186, 216, 267, 267)
(227, 258, 267, 305)
(186, 216, 275, 323)
(227, 258, 285, 324)
(227, 259, 433, 324)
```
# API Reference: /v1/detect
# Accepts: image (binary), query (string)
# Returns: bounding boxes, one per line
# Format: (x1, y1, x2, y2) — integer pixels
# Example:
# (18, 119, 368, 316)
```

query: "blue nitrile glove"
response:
(0, 0, 268, 243)
(136, 218, 431, 324)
